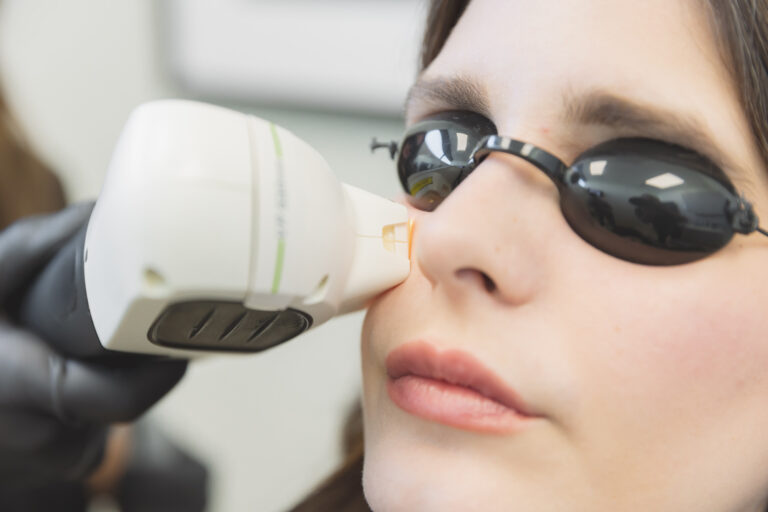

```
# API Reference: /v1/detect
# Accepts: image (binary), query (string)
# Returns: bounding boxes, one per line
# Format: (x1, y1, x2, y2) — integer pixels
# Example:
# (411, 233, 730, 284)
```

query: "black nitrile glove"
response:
(116, 420, 209, 512)
(0, 204, 187, 489)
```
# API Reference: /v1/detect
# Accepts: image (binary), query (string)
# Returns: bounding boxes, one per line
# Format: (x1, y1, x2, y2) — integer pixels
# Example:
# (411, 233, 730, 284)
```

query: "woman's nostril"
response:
(482, 273, 497, 293)
(455, 268, 497, 294)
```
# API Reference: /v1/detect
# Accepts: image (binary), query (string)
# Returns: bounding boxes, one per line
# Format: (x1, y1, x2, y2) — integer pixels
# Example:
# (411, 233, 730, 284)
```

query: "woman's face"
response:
(360, 0, 768, 510)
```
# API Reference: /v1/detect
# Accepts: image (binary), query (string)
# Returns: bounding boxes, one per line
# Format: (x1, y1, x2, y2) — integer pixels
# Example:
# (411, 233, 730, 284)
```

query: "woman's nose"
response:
(410, 155, 558, 307)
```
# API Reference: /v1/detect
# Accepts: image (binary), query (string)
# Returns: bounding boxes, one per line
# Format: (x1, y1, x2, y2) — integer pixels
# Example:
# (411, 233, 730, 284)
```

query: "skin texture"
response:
(360, 1, 768, 511)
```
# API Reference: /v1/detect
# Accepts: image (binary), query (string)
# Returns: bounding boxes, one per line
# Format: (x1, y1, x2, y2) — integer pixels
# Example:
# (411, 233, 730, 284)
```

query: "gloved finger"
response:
(0, 410, 107, 486)
(0, 408, 62, 451)
(0, 320, 187, 424)
(57, 357, 187, 423)
(0, 202, 93, 304)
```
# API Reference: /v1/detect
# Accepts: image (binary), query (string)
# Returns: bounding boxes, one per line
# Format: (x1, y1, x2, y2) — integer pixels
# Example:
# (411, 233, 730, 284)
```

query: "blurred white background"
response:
(0, 1, 425, 510)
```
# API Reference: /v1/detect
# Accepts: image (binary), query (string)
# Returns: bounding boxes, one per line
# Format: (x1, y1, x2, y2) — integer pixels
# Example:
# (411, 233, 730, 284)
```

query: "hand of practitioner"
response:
(0, 204, 187, 488)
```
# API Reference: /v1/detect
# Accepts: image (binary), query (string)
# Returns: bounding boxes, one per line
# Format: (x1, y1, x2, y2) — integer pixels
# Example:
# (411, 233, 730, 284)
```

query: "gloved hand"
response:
(0, 204, 187, 489)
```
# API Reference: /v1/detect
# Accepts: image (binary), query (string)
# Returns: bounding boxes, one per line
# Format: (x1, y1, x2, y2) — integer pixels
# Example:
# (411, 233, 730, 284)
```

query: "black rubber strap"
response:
(472, 135, 568, 182)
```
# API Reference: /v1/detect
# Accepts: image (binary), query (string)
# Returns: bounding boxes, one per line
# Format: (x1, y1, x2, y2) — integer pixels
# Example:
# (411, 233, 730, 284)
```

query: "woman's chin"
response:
(361, 450, 489, 512)
(361, 426, 550, 512)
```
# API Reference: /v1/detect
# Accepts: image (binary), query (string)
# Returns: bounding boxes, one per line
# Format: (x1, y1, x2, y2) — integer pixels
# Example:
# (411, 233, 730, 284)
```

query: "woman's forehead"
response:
(424, 0, 724, 115)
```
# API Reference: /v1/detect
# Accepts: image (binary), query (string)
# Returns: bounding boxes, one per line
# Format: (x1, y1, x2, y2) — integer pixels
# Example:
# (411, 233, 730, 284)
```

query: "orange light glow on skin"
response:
(408, 218, 415, 261)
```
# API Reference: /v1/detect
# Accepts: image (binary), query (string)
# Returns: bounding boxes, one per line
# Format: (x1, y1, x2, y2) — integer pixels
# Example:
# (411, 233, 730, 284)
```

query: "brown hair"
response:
(0, 82, 66, 228)
(289, 1, 768, 509)
(703, 1, 768, 173)
(287, 401, 369, 511)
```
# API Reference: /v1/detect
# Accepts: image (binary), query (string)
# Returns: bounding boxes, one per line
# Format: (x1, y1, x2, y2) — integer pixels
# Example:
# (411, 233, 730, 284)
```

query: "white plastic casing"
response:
(84, 100, 409, 356)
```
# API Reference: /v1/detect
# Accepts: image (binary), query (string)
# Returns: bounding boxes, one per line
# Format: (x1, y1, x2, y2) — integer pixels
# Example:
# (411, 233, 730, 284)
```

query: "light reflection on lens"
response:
(645, 172, 685, 189)
(589, 160, 607, 176)
(425, 130, 452, 165)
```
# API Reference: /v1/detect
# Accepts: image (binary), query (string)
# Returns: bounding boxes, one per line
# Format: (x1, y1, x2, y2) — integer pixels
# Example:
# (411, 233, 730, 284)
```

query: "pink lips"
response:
(385, 341, 540, 434)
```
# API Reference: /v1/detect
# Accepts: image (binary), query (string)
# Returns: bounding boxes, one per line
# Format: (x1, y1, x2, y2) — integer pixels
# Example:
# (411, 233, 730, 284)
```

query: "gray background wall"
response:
(0, 1, 411, 510)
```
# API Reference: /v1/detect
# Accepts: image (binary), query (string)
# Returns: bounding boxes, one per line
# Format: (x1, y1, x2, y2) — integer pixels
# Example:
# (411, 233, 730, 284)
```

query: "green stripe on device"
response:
(271, 238, 285, 294)
(269, 123, 285, 294)
(269, 122, 283, 158)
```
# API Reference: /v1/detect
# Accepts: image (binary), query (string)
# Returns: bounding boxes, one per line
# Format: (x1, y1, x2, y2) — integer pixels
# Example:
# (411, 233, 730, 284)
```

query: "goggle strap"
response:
(370, 137, 399, 160)
(730, 195, 761, 234)
(472, 135, 568, 183)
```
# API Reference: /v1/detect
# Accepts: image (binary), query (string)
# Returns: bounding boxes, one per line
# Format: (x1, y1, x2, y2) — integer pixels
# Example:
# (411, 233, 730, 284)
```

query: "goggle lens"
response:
(397, 111, 496, 211)
(394, 111, 762, 265)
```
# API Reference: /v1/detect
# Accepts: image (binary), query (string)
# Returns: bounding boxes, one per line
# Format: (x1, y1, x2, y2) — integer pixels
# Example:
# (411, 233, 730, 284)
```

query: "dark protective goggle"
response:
(372, 110, 768, 265)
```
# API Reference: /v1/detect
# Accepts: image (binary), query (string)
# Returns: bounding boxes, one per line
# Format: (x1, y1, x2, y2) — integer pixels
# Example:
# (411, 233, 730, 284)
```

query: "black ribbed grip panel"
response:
(148, 301, 312, 352)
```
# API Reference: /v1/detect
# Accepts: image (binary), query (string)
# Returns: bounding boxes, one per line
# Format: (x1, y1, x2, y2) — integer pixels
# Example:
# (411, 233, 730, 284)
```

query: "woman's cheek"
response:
(574, 275, 768, 435)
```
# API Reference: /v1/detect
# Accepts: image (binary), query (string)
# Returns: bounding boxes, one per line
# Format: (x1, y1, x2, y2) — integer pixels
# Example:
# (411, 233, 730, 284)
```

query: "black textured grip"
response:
(148, 301, 312, 352)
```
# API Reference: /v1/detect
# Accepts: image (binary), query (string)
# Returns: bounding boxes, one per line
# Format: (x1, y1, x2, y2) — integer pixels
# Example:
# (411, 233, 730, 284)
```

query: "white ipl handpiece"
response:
(19, 100, 411, 357)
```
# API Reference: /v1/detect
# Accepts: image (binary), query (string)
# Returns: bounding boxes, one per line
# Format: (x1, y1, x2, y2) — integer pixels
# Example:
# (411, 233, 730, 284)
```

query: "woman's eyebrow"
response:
(404, 75, 490, 119)
(563, 89, 754, 188)
(404, 78, 756, 193)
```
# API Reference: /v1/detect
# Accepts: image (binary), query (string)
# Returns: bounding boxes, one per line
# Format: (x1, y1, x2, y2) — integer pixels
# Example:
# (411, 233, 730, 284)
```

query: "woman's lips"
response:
(385, 341, 541, 434)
